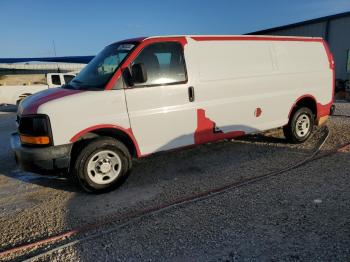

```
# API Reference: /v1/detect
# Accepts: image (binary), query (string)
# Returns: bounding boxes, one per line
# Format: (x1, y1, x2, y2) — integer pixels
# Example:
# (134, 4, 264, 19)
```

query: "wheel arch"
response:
(289, 95, 318, 120)
(70, 125, 141, 158)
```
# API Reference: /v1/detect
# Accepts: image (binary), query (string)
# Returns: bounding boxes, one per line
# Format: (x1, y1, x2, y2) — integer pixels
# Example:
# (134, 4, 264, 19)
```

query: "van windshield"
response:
(65, 42, 136, 90)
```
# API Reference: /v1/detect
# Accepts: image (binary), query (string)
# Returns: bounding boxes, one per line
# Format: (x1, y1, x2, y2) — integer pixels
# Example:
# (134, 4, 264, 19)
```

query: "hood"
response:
(18, 88, 83, 116)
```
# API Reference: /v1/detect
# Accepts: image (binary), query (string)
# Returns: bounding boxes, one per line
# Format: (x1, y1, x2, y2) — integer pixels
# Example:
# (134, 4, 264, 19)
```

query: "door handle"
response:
(188, 86, 195, 102)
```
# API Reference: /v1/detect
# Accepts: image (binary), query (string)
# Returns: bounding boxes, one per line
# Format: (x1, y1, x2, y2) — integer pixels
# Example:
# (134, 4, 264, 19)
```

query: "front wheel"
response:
(72, 137, 132, 193)
(283, 107, 314, 143)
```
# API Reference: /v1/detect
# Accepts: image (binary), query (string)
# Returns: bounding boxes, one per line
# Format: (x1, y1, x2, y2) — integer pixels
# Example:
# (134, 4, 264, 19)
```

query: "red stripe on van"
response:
(288, 94, 333, 121)
(70, 124, 142, 157)
(317, 101, 333, 118)
(321, 40, 335, 106)
(194, 109, 245, 144)
(105, 37, 188, 90)
(20, 88, 83, 115)
(321, 40, 335, 70)
(191, 36, 324, 42)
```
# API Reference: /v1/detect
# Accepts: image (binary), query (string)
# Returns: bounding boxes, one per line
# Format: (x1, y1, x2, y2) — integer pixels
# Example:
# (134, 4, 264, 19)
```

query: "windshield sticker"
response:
(117, 44, 135, 51)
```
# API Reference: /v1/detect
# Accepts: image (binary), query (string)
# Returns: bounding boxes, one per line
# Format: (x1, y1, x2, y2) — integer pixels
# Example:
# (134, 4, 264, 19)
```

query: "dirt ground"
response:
(0, 74, 46, 86)
(0, 102, 349, 261)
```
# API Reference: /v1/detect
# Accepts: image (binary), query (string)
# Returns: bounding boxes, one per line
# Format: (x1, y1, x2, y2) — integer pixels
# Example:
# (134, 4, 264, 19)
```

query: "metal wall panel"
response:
(258, 16, 350, 80)
(263, 22, 327, 38)
(328, 16, 350, 79)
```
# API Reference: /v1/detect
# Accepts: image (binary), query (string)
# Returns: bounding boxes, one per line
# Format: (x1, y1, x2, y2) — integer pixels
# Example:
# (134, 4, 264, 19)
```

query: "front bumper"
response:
(11, 133, 72, 175)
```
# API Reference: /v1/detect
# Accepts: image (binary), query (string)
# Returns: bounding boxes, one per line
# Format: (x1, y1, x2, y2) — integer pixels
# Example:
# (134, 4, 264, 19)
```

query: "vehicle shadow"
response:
(237, 132, 287, 144)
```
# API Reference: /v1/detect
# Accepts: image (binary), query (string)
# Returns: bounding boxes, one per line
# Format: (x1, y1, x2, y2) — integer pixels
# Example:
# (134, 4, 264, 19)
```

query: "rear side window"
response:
(132, 42, 187, 86)
(51, 75, 61, 85)
(64, 75, 75, 84)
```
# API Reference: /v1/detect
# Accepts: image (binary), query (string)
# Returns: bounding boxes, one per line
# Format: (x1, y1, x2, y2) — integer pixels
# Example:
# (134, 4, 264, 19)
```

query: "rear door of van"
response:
(124, 41, 196, 155)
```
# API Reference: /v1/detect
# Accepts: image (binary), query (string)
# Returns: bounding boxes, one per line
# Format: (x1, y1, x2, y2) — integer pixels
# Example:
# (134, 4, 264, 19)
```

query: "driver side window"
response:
(132, 42, 187, 86)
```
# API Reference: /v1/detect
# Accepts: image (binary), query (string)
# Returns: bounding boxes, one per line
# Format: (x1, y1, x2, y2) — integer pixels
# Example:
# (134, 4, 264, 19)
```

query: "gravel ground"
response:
(0, 102, 349, 261)
(334, 100, 350, 115)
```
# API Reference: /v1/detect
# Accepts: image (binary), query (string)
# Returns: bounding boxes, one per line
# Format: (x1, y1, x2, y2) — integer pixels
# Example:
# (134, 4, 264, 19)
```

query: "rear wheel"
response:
(72, 137, 132, 193)
(283, 107, 314, 143)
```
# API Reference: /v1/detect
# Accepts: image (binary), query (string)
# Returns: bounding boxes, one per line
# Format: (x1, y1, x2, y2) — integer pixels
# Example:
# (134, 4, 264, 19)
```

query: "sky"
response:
(1, 0, 350, 57)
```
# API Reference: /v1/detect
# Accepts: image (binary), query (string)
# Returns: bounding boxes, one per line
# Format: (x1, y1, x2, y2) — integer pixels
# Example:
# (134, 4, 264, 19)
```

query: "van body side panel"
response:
(272, 41, 332, 107)
(37, 90, 130, 146)
(191, 38, 332, 135)
(192, 40, 277, 134)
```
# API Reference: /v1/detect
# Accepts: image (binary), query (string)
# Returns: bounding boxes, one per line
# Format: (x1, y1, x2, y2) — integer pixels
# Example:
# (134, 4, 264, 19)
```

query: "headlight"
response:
(18, 115, 52, 146)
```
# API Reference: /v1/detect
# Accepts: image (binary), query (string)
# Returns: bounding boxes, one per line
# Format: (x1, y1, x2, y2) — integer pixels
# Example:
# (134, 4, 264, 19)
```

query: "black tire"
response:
(283, 107, 314, 143)
(71, 137, 132, 193)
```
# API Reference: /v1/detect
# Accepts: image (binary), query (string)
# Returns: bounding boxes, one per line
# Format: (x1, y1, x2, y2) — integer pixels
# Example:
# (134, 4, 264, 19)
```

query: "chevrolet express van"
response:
(11, 35, 334, 192)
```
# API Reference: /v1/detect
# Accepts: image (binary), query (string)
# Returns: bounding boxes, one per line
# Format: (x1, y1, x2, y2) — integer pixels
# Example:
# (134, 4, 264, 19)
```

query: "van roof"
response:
(145, 35, 323, 40)
(112, 35, 324, 45)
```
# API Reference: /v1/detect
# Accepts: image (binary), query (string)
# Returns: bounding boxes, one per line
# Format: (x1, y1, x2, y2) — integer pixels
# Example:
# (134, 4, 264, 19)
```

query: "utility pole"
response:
(52, 40, 60, 73)
(52, 40, 57, 57)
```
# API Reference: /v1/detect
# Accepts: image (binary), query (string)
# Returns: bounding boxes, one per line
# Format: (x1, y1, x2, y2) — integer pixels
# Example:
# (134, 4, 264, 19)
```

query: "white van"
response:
(0, 73, 76, 106)
(11, 35, 334, 192)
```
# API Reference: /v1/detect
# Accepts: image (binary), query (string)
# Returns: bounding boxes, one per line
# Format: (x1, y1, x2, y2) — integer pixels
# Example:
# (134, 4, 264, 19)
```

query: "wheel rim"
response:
(86, 150, 122, 185)
(295, 113, 311, 138)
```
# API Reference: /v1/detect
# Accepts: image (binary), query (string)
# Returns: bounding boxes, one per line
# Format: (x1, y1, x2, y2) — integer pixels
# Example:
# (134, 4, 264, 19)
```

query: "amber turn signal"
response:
(20, 134, 50, 145)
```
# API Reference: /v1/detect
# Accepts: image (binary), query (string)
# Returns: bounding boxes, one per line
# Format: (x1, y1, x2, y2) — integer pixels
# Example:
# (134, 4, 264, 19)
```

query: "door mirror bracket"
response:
(122, 67, 134, 87)
(131, 63, 147, 84)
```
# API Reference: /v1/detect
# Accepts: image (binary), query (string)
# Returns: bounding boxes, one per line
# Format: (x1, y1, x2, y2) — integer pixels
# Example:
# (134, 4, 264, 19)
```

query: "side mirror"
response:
(122, 67, 133, 87)
(131, 63, 147, 84)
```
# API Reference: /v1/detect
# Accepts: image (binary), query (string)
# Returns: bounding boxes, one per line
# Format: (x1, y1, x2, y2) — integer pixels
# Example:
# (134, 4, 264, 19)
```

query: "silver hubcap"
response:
(87, 150, 122, 185)
(295, 113, 311, 137)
